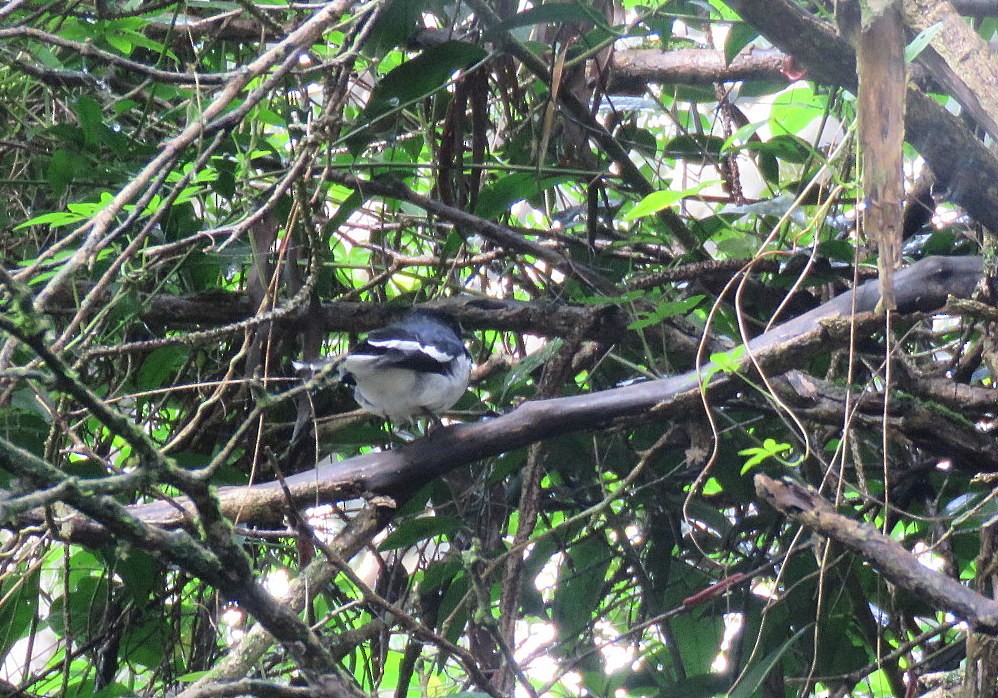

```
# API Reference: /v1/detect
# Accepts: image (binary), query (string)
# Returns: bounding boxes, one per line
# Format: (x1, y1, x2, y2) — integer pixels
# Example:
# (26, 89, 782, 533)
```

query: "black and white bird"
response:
(299, 309, 473, 424)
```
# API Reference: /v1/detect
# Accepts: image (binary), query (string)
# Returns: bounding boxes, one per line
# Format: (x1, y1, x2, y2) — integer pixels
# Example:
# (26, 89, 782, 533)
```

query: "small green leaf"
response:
(702, 345, 747, 384)
(501, 339, 563, 399)
(905, 21, 944, 63)
(739, 438, 792, 473)
(663, 133, 726, 163)
(46, 149, 75, 197)
(14, 210, 86, 230)
(721, 120, 765, 154)
(365, 41, 487, 120)
(364, 0, 423, 56)
(176, 672, 208, 683)
(137, 346, 190, 390)
(326, 187, 365, 235)
(628, 295, 705, 329)
(73, 95, 103, 149)
(474, 173, 569, 220)
(553, 534, 611, 639)
(702, 478, 723, 495)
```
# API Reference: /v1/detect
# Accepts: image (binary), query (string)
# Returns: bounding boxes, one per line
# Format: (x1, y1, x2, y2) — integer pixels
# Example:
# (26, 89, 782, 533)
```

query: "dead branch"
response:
(28, 255, 986, 544)
(755, 474, 998, 634)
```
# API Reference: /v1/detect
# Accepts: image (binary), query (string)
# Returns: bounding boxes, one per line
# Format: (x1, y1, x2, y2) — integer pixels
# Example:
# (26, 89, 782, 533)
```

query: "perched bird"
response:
(298, 309, 472, 424)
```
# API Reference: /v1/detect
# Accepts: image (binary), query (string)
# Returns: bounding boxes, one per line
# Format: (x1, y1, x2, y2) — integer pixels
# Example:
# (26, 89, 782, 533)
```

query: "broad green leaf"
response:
(325, 187, 365, 236)
(47, 148, 75, 197)
(107, 549, 157, 605)
(553, 534, 611, 639)
(0, 567, 39, 660)
(364, 0, 423, 56)
(739, 438, 793, 473)
(485, 2, 610, 38)
(473, 173, 569, 220)
(379, 515, 464, 550)
(702, 345, 747, 385)
(137, 346, 190, 390)
(74, 95, 103, 149)
(624, 182, 714, 220)
(663, 133, 726, 163)
(724, 22, 758, 65)
(729, 626, 809, 698)
(14, 210, 87, 230)
(364, 41, 488, 120)
(500, 338, 563, 399)
(721, 120, 766, 153)
(670, 611, 724, 675)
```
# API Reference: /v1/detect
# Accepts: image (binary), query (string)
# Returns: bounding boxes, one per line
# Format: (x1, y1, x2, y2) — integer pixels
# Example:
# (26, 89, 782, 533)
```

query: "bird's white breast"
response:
(341, 353, 472, 422)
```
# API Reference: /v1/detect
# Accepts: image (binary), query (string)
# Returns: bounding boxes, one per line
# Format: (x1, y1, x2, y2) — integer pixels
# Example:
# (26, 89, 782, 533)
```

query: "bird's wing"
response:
(348, 336, 455, 374)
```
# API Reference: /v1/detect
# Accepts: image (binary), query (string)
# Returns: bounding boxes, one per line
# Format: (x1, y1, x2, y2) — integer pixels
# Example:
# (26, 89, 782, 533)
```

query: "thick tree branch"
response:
(755, 474, 998, 634)
(34, 256, 986, 543)
(609, 47, 799, 92)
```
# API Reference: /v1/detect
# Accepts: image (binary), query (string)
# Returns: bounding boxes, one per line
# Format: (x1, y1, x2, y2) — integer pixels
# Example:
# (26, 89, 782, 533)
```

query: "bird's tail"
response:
(290, 355, 347, 442)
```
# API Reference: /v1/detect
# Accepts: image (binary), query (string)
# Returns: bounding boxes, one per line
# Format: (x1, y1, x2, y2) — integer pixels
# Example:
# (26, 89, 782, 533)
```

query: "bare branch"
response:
(755, 474, 998, 633)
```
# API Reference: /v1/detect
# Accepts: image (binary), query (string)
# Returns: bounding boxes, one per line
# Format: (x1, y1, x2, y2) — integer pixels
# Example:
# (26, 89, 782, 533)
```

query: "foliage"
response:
(0, 0, 993, 697)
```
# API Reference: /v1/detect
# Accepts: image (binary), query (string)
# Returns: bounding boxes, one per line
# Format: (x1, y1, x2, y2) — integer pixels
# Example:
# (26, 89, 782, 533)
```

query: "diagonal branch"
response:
(755, 474, 998, 633)
(34, 255, 985, 542)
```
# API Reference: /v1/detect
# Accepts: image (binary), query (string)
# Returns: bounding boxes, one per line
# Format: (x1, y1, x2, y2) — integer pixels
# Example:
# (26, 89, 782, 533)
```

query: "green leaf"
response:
(137, 346, 190, 390)
(724, 23, 758, 65)
(474, 173, 569, 220)
(624, 182, 714, 220)
(486, 2, 610, 38)
(663, 133, 726, 163)
(702, 345, 747, 385)
(729, 626, 809, 698)
(73, 95, 103, 149)
(905, 21, 944, 63)
(743, 133, 817, 163)
(617, 124, 658, 157)
(14, 210, 87, 230)
(364, 0, 423, 56)
(670, 611, 724, 675)
(553, 534, 611, 639)
(628, 295, 705, 329)
(325, 187, 365, 236)
(48, 575, 109, 638)
(365, 41, 488, 120)
(739, 438, 793, 473)
(379, 515, 464, 550)
(0, 567, 39, 659)
(105, 32, 133, 55)
(47, 148, 75, 197)
(108, 549, 157, 605)
(721, 120, 766, 154)
(500, 338, 563, 399)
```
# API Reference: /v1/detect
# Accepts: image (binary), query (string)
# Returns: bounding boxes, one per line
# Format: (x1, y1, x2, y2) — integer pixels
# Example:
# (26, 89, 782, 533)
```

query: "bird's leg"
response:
(421, 408, 445, 434)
